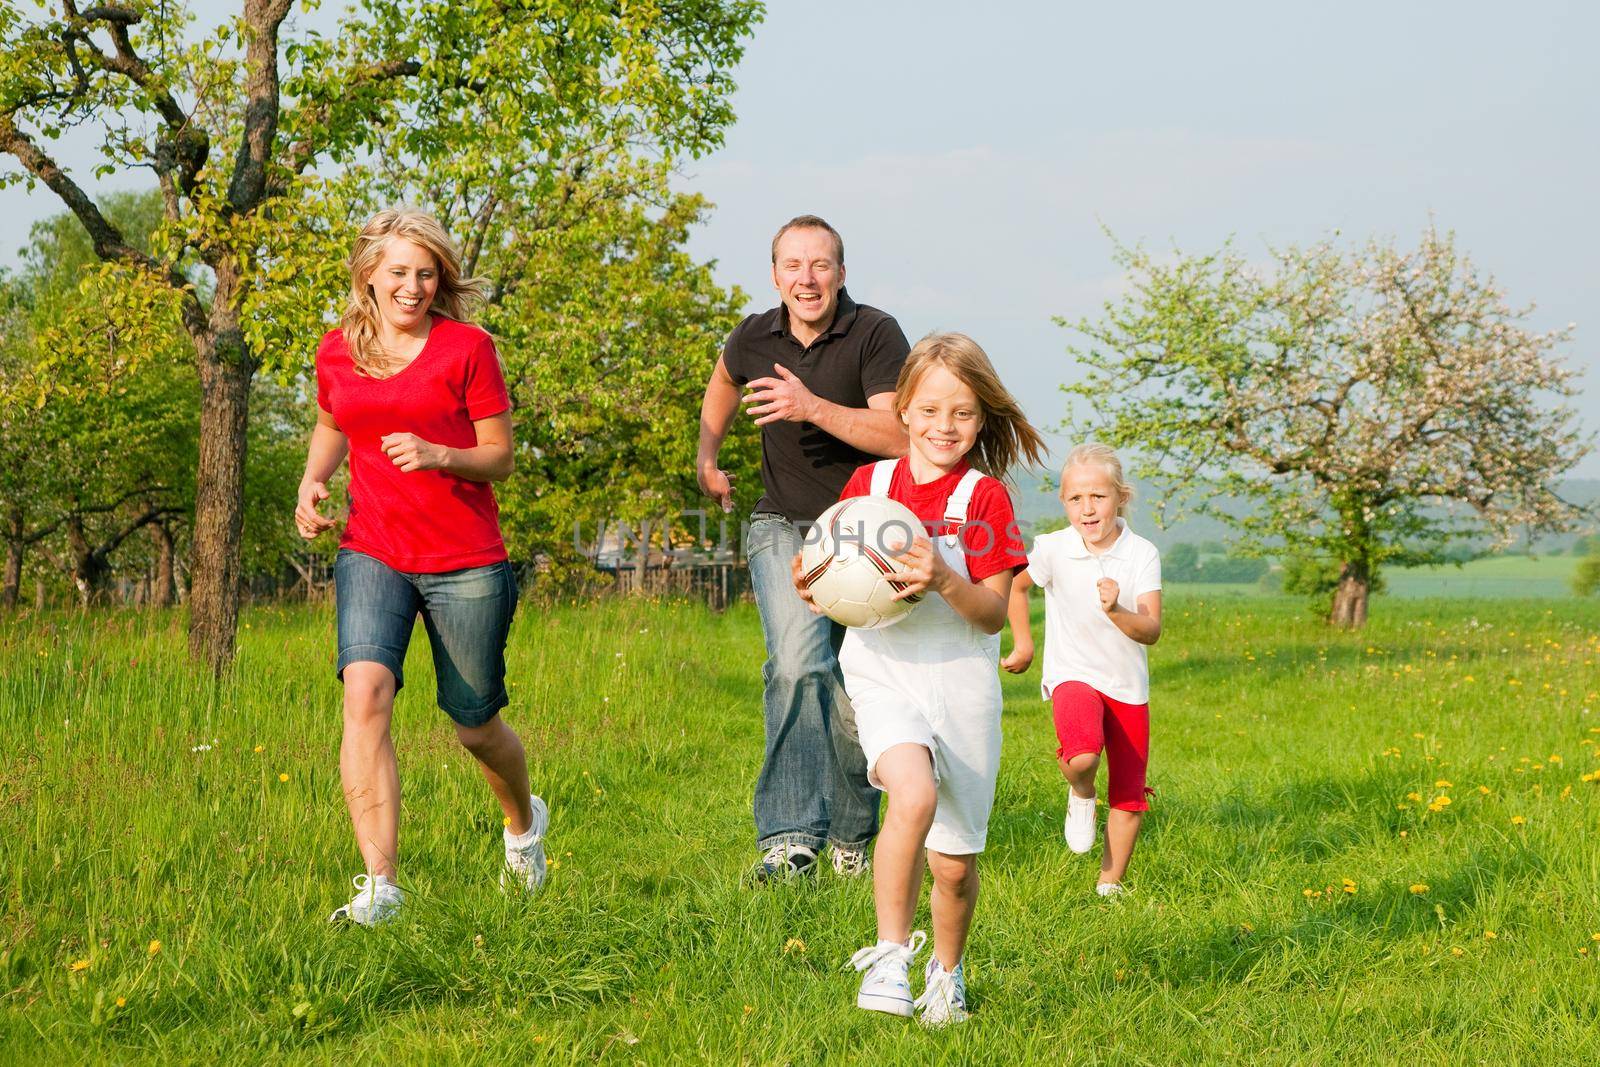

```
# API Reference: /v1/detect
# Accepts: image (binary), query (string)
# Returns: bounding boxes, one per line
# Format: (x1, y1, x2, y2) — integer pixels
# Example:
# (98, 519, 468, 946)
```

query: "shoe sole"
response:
(858, 991, 914, 1017)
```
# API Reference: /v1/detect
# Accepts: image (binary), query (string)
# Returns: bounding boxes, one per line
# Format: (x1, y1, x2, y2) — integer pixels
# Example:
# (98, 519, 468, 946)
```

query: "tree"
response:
(1066, 227, 1589, 628)
(0, 0, 758, 669)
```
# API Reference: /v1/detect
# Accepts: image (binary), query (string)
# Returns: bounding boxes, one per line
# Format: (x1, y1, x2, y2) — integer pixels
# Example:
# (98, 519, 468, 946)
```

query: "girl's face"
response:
(1060, 462, 1126, 550)
(366, 237, 439, 335)
(903, 363, 982, 476)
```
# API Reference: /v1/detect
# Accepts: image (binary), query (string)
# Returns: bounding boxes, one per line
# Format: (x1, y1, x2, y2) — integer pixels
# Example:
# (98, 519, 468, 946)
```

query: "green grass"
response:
(2, 593, 1599, 1063)
(1384, 554, 1582, 599)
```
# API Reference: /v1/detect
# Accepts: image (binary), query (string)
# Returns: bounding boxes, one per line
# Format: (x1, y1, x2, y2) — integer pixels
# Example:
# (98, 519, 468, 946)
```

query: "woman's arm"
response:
(1000, 567, 1036, 672)
(295, 407, 348, 540)
(378, 412, 514, 482)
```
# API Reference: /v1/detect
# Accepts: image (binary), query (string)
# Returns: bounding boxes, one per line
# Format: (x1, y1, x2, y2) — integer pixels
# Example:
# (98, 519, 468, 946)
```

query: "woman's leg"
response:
(455, 715, 534, 833)
(926, 850, 979, 970)
(341, 661, 401, 879)
(871, 743, 938, 943)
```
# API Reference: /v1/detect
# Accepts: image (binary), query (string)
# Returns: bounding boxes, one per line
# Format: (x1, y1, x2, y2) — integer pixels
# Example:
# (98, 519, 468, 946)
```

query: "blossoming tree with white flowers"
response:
(1065, 228, 1589, 628)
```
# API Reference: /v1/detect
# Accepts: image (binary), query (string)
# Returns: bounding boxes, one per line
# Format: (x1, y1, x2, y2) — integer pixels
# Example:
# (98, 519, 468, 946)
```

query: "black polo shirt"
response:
(722, 289, 910, 523)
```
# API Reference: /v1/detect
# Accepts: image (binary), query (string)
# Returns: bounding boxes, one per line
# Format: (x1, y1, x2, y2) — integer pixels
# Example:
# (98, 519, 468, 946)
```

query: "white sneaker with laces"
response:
(1096, 881, 1126, 898)
(502, 794, 550, 893)
(748, 842, 818, 883)
(1064, 791, 1097, 853)
(850, 931, 927, 1017)
(830, 844, 870, 878)
(328, 873, 403, 926)
(916, 954, 970, 1027)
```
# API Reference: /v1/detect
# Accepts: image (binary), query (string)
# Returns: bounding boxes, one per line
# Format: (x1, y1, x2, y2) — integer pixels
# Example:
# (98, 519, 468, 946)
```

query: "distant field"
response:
(1165, 554, 1589, 601)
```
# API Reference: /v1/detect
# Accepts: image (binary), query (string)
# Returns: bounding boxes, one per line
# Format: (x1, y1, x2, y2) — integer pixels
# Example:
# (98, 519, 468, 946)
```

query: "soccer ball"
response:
(798, 496, 926, 629)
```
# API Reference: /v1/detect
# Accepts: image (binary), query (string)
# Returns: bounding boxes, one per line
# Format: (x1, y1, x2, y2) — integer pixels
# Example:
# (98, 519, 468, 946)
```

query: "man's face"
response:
(771, 226, 845, 331)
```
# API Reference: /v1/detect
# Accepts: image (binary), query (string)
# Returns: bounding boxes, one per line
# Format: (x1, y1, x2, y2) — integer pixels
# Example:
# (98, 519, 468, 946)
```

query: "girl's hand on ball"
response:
(892, 536, 946, 600)
(790, 552, 824, 614)
(1097, 577, 1120, 614)
(380, 432, 449, 473)
(294, 480, 337, 540)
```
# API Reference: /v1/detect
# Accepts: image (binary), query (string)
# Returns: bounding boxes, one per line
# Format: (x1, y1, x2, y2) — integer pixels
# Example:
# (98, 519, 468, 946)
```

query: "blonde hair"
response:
(894, 331, 1047, 482)
(1061, 442, 1134, 516)
(342, 209, 490, 377)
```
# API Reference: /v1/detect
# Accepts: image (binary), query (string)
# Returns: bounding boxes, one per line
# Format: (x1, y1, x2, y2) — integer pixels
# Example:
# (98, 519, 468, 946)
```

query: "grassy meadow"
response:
(2, 590, 1599, 1063)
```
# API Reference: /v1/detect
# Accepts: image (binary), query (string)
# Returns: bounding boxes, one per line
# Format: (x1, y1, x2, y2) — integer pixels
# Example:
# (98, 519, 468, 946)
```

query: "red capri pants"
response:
(1051, 681, 1152, 812)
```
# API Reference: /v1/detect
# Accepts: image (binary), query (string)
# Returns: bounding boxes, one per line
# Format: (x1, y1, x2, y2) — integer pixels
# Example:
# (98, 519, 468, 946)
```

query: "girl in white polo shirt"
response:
(793, 332, 1045, 1026)
(1003, 443, 1162, 896)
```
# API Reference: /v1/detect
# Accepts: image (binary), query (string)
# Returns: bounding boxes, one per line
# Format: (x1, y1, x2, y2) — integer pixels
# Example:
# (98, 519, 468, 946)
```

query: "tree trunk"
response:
(64, 514, 105, 607)
(1328, 561, 1370, 629)
(187, 328, 253, 674)
(34, 577, 45, 610)
(2, 504, 21, 610)
(631, 518, 652, 596)
(151, 521, 175, 608)
(2, 540, 19, 610)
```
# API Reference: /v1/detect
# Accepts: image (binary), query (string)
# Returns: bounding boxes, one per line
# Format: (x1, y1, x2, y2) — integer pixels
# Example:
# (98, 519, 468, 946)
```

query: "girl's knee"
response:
(928, 851, 978, 894)
(1065, 751, 1100, 774)
(888, 780, 937, 826)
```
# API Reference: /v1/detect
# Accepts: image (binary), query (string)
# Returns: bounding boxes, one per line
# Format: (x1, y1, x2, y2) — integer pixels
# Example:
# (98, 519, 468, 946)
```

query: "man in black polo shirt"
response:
(697, 215, 911, 882)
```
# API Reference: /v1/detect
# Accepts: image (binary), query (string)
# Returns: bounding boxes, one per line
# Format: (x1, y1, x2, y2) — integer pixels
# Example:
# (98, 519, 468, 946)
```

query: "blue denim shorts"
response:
(334, 549, 518, 727)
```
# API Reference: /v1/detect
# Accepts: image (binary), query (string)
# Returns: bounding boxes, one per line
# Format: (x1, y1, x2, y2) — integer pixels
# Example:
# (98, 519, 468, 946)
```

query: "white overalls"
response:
(838, 461, 1005, 855)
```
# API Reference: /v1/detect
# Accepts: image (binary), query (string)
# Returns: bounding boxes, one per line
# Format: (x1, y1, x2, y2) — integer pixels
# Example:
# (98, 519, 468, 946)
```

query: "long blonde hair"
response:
(341, 209, 490, 377)
(1061, 442, 1135, 516)
(893, 331, 1047, 482)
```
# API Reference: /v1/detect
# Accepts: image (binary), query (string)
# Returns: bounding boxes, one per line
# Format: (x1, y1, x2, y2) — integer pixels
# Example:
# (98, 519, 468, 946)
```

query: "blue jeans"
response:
(746, 513, 881, 852)
(334, 549, 518, 727)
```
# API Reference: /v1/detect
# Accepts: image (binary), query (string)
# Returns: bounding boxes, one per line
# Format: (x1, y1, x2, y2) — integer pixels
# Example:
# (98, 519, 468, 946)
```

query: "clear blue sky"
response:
(4, 1, 1596, 472)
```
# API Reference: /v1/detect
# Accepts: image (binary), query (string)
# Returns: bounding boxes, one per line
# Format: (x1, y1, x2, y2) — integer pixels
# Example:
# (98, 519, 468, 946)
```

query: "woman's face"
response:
(366, 237, 439, 334)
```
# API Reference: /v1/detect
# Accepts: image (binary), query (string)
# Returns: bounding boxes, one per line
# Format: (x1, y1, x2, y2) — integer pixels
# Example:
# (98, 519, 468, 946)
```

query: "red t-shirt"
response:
(316, 317, 510, 572)
(838, 458, 1026, 583)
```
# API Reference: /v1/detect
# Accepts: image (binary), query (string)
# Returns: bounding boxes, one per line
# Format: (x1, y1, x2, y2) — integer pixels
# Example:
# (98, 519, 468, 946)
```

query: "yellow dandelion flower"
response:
(783, 938, 807, 955)
(1409, 884, 1429, 894)
(1451, 947, 1464, 957)
(1303, 888, 1315, 898)
(1483, 930, 1497, 940)
(1549, 754, 1563, 764)
(1590, 933, 1600, 941)
(1412, 732, 1426, 739)
(1511, 815, 1526, 826)
(115, 996, 126, 1007)
(278, 773, 289, 782)
(253, 745, 264, 753)
(147, 939, 161, 957)
(1399, 830, 1408, 838)
(1432, 795, 1452, 807)
(69, 958, 90, 972)
(1435, 779, 1453, 788)
(1463, 675, 1475, 683)
(743, 1004, 754, 1016)
(1407, 791, 1423, 803)
(1478, 785, 1492, 795)
(503, 816, 512, 827)
(1342, 879, 1357, 895)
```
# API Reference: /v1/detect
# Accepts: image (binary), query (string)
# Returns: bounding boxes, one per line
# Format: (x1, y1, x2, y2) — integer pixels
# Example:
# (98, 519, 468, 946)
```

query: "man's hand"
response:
(743, 364, 818, 427)
(1098, 577, 1121, 614)
(380, 432, 449, 473)
(698, 465, 736, 513)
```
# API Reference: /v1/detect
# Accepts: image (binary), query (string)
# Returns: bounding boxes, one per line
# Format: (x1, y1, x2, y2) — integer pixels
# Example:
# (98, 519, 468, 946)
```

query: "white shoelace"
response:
(914, 964, 960, 1012)
(848, 930, 927, 973)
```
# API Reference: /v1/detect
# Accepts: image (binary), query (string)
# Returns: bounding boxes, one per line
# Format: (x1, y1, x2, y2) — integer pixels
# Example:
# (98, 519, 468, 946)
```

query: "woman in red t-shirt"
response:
(294, 209, 547, 925)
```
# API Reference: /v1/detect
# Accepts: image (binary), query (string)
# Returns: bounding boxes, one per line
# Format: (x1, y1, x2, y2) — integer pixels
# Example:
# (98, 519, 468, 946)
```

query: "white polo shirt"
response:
(1027, 519, 1162, 705)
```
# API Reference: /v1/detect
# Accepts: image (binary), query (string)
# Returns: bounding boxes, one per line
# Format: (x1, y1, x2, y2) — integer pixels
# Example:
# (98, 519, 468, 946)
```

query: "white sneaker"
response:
(501, 794, 550, 893)
(748, 842, 818, 883)
(916, 955, 970, 1027)
(830, 844, 870, 878)
(850, 931, 927, 1017)
(328, 873, 403, 926)
(1096, 881, 1126, 898)
(1064, 791, 1097, 853)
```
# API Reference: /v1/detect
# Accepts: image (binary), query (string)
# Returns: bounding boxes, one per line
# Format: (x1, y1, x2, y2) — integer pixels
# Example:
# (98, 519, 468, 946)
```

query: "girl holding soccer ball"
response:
(1002, 443, 1162, 897)
(793, 332, 1045, 1026)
